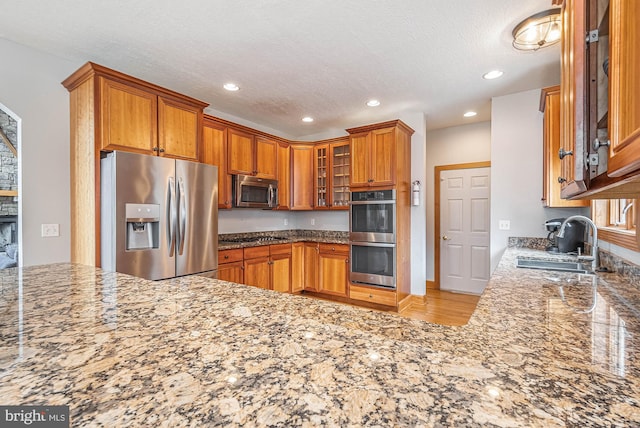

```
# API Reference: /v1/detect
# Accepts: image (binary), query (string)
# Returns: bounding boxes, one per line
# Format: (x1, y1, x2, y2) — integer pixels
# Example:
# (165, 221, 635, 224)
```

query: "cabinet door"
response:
(217, 262, 244, 283)
(255, 137, 278, 179)
(276, 142, 291, 210)
(314, 144, 329, 209)
(541, 87, 589, 208)
(607, 0, 640, 177)
(318, 248, 348, 297)
(290, 145, 314, 210)
(244, 257, 271, 289)
(157, 97, 200, 160)
(271, 254, 291, 293)
(559, 0, 590, 197)
(291, 242, 304, 293)
(303, 243, 318, 291)
(228, 128, 255, 175)
(330, 140, 350, 209)
(99, 77, 157, 154)
(201, 120, 232, 208)
(349, 132, 370, 187)
(370, 127, 396, 186)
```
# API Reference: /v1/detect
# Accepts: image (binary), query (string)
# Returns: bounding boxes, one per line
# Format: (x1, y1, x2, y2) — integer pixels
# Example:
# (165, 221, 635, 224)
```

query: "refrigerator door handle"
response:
(178, 176, 187, 255)
(167, 177, 176, 257)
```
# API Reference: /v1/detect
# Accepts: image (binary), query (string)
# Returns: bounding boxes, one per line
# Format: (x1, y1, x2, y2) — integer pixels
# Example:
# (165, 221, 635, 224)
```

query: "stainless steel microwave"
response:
(233, 175, 278, 208)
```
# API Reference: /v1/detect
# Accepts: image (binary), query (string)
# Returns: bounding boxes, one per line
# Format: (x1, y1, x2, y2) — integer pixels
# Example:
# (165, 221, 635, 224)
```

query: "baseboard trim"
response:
(398, 293, 427, 311)
(426, 280, 438, 290)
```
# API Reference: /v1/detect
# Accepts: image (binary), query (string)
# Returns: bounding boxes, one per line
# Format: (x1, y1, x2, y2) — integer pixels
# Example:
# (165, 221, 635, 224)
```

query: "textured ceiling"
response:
(0, 0, 560, 139)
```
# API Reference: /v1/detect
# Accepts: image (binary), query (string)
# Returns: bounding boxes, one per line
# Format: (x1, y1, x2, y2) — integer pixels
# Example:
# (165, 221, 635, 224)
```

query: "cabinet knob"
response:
(159, 148, 165, 153)
(593, 138, 611, 151)
(225, 200, 230, 205)
(558, 177, 567, 184)
(331, 247, 335, 251)
(152, 147, 159, 152)
(369, 294, 373, 298)
(558, 148, 573, 159)
(224, 255, 229, 259)
(345, 259, 349, 263)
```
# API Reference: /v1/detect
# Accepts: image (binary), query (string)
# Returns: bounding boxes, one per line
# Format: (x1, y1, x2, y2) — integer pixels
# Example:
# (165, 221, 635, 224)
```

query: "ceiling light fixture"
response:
(223, 83, 240, 91)
(302, 116, 314, 123)
(366, 99, 381, 107)
(512, 9, 562, 51)
(464, 111, 477, 118)
(483, 70, 504, 80)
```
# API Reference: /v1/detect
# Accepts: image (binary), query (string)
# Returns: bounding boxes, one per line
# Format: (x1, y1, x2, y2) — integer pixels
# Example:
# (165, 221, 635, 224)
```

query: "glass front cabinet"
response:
(314, 139, 350, 210)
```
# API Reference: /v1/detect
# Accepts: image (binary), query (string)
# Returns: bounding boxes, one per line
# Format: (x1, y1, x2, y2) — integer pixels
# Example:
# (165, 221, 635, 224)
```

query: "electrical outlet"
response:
(498, 220, 511, 231)
(41, 223, 60, 237)
(310, 218, 315, 226)
(283, 218, 288, 226)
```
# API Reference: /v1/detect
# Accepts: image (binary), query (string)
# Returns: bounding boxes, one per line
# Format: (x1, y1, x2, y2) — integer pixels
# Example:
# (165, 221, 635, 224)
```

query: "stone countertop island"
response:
(1, 246, 639, 426)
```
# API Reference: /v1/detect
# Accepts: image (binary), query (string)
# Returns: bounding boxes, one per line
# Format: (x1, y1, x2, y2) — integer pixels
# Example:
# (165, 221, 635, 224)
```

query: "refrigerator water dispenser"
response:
(125, 203, 160, 250)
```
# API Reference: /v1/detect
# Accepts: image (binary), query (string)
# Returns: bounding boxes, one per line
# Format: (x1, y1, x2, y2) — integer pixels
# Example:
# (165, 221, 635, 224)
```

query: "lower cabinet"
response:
(291, 242, 305, 293)
(317, 244, 349, 297)
(217, 249, 244, 283)
(349, 284, 397, 307)
(243, 244, 291, 292)
(303, 242, 319, 291)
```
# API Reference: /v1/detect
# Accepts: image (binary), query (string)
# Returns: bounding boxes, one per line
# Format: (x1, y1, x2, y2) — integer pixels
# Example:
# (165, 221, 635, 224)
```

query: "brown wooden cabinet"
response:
(276, 142, 291, 210)
(349, 284, 397, 307)
(227, 130, 277, 179)
(303, 242, 318, 291)
(313, 138, 350, 209)
(63, 62, 208, 266)
(201, 117, 232, 208)
(243, 244, 291, 292)
(290, 145, 314, 210)
(317, 244, 349, 297)
(291, 242, 305, 293)
(217, 248, 244, 283)
(347, 120, 413, 189)
(540, 86, 589, 208)
(606, 0, 640, 177)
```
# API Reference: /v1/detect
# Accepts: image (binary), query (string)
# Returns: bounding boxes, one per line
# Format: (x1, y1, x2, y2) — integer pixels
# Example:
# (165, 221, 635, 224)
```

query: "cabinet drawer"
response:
(244, 245, 270, 259)
(349, 284, 396, 307)
(318, 243, 348, 254)
(270, 243, 292, 255)
(218, 248, 243, 264)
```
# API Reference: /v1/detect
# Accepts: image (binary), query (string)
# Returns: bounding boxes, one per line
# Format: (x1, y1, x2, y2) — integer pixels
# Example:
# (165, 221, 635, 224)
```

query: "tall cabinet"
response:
(63, 62, 208, 266)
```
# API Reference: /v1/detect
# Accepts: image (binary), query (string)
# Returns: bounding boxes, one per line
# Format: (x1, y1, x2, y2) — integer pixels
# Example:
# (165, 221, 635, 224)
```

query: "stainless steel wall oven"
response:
(349, 189, 397, 289)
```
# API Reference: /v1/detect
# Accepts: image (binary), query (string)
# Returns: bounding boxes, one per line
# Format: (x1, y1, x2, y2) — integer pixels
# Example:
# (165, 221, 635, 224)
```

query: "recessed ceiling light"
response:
(302, 117, 314, 123)
(464, 111, 477, 118)
(366, 99, 381, 107)
(483, 70, 504, 80)
(223, 83, 240, 91)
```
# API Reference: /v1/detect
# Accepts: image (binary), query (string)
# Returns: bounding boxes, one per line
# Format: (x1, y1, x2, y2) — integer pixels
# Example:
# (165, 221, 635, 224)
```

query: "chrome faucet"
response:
(557, 215, 598, 272)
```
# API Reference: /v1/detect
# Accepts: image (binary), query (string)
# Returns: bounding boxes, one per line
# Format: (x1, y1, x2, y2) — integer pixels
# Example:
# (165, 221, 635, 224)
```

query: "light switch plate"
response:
(498, 220, 510, 230)
(41, 223, 59, 237)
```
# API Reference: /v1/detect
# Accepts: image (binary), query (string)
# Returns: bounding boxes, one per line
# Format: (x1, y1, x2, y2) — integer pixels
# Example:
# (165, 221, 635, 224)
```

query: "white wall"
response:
(490, 89, 589, 272)
(425, 121, 492, 282)
(0, 38, 78, 266)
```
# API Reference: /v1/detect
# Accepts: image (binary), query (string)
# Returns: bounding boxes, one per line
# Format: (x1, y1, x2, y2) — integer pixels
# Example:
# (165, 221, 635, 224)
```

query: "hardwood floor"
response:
(399, 289, 480, 326)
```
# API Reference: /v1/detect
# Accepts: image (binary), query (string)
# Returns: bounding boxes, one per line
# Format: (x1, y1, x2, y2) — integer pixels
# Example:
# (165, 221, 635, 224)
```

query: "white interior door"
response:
(440, 167, 491, 294)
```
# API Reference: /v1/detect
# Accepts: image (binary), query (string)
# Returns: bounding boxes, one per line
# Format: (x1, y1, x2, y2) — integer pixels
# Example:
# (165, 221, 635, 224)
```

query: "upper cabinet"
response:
(540, 86, 589, 207)
(347, 120, 413, 189)
(201, 117, 232, 209)
(558, 0, 640, 199)
(91, 68, 205, 161)
(290, 144, 314, 210)
(606, 0, 640, 177)
(276, 142, 291, 210)
(313, 138, 350, 210)
(227, 129, 277, 179)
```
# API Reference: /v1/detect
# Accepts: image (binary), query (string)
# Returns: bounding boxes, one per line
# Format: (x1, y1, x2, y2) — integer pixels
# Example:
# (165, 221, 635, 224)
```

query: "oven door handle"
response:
(349, 242, 396, 248)
(350, 200, 396, 205)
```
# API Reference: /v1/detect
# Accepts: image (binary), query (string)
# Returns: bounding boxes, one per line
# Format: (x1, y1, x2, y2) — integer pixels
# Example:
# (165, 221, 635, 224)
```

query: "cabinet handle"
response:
(345, 259, 349, 263)
(224, 255, 229, 259)
(152, 147, 159, 152)
(593, 138, 611, 151)
(558, 148, 573, 159)
(369, 294, 373, 298)
(331, 247, 335, 251)
(558, 177, 567, 183)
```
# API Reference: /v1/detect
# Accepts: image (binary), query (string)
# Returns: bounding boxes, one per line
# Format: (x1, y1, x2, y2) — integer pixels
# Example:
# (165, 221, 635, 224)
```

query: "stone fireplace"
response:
(0, 108, 18, 253)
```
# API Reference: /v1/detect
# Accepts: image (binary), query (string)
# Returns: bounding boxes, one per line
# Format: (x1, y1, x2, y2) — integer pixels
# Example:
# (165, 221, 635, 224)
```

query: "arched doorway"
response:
(0, 102, 20, 268)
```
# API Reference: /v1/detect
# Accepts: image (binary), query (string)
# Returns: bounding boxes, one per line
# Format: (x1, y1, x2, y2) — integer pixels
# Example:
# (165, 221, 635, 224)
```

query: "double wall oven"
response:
(349, 190, 396, 289)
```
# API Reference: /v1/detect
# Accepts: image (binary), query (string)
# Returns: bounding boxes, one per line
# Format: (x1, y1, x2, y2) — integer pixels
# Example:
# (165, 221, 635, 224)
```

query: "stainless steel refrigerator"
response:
(101, 151, 218, 280)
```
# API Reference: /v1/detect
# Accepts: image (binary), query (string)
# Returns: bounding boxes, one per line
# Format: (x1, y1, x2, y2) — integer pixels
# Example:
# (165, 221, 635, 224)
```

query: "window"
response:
(593, 199, 639, 250)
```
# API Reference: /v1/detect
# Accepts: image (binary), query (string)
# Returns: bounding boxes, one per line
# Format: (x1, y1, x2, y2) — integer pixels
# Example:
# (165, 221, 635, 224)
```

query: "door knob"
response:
(442, 235, 450, 241)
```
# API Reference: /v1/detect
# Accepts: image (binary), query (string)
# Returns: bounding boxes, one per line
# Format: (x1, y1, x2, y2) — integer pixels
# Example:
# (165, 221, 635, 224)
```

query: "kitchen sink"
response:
(516, 258, 592, 274)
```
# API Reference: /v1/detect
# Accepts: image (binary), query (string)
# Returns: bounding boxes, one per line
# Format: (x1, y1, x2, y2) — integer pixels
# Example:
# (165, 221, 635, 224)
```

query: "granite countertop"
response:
(1, 247, 640, 426)
(218, 230, 348, 250)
